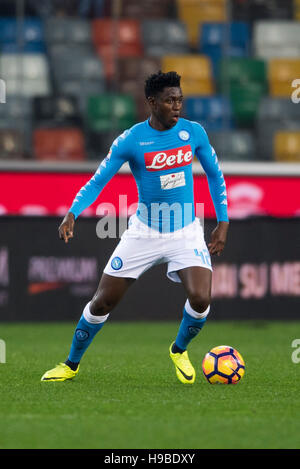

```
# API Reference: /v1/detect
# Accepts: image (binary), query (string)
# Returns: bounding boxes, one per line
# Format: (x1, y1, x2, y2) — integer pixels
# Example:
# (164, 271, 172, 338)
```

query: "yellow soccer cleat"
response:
(169, 342, 196, 384)
(41, 362, 80, 382)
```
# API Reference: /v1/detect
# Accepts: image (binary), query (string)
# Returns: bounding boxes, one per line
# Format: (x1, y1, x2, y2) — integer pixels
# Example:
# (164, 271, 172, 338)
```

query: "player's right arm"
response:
(58, 130, 132, 243)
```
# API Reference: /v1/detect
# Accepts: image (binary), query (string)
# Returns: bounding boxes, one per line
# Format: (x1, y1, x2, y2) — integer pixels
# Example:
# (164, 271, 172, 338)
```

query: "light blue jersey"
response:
(70, 118, 228, 232)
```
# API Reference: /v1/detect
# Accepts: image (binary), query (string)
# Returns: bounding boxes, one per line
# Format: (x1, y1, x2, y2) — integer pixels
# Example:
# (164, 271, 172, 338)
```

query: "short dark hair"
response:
(144, 70, 181, 98)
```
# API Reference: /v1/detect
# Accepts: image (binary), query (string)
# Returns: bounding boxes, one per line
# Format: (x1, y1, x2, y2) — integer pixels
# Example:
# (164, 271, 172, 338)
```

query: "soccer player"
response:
(41, 71, 229, 384)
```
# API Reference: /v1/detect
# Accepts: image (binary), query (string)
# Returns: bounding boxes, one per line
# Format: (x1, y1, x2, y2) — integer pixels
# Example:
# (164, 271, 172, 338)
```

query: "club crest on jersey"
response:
(178, 130, 190, 141)
(144, 145, 193, 171)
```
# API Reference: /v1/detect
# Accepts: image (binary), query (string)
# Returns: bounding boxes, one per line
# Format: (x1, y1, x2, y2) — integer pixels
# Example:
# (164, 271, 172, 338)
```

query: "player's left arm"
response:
(193, 122, 229, 256)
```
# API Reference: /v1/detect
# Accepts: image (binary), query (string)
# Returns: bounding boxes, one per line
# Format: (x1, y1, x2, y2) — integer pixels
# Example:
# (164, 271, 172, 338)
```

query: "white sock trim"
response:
(184, 299, 210, 319)
(83, 301, 109, 324)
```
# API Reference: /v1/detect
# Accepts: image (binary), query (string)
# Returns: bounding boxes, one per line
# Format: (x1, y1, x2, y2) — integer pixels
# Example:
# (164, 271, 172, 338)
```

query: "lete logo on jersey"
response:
(144, 145, 193, 171)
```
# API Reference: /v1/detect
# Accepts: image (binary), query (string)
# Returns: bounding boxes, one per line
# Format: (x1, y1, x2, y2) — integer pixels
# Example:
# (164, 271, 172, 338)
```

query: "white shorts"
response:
(103, 215, 212, 283)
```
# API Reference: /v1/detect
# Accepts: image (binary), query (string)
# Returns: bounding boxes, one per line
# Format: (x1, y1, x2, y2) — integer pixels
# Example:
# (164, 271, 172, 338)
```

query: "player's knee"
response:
(90, 295, 116, 316)
(188, 291, 211, 315)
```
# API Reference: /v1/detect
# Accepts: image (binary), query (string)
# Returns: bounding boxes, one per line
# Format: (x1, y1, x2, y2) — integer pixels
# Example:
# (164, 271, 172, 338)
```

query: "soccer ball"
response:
(202, 345, 245, 384)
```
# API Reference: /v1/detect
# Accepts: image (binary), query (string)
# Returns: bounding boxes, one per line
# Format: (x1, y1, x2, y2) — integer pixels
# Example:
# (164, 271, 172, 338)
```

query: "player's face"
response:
(150, 87, 183, 129)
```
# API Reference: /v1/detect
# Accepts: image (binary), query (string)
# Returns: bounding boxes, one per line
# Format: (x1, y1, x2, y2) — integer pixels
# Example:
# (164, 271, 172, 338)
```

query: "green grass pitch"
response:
(0, 320, 299, 449)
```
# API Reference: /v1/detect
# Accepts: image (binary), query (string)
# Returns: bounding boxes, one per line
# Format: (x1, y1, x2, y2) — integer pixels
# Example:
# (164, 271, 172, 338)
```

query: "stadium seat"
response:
(230, 82, 265, 126)
(142, 20, 189, 56)
(217, 58, 267, 126)
(199, 22, 250, 75)
(144, 43, 190, 57)
(254, 21, 300, 59)
(0, 117, 29, 131)
(56, 80, 106, 113)
(52, 54, 104, 82)
(257, 0, 293, 20)
(92, 19, 142, 54)
(0, 17, 44, 44)
(274, 131, 300, 161)
(51, 50, 105, 110)
(87, 129, 121, 160)
(93, 19, 143, 78)
(200, 21, 250, 56)
(257, 121, 300, 160)
(32, 96, 82, 127)
(0, 0, 37, 16)
(208, 130, 256, 161)
(269, 59, 300, 97)
(0, 17, 45, 53)
(218, 57, 267, 88)
(0, 53, 49, 79)
(118, 57, 161, 82)
(142, 20, 188, 48)
(0, 129, 25, 159)
(45, 17, 92, 45)
(48, 43, 94, 60)
(87, 94, 136, 132)
(48, 44, 97, 96)
(0, 113, 32, 155)
(256, 98, 300, 159)
(0, 53, 51, 97)
(118, 57, 160, 121)
(45, 18, 105, 107)
(34, 128, 86, 161)
(48, 44, 97, 87)
(95, 42, 143, 80)
(117, 79, 150, 121)
(257, 97, 300, 123)
(177, 0, 226, 46)
(162, 55, 214, 96)
(77, 0, 108, 17)
(6, 78, 50, 97)
(162, 54, 212, 78)
(295, 0, 300, 20)
(184, 96, 233, 130)
(121, 0, 173, 19)
(0, 96, 31, 120)
(182, 80, 215, 96)
(231, 0, 293, 21)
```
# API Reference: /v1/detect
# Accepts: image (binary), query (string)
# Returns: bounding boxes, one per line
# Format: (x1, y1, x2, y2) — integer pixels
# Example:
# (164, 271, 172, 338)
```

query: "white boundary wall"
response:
(0, 160, 299, 176)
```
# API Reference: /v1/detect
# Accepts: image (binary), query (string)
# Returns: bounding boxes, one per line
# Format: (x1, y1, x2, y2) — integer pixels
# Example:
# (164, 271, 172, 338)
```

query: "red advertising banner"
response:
(0, 171, 299, 218)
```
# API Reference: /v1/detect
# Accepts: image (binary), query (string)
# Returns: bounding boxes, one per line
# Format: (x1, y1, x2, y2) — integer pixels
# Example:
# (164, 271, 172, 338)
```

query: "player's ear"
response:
(147, 96, 155, 106)
(147, 96, 156, 111)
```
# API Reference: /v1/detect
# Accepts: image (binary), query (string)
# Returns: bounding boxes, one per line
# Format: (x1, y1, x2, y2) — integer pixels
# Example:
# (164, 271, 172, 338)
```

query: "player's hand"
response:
(208, 221, 229, 256)
(58, 212, 75, 243)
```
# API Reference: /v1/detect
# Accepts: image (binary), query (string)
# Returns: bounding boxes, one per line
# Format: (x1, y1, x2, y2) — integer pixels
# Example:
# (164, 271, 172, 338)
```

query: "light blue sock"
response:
(67, 305, 108, 364)
(175, 308, 207, 352)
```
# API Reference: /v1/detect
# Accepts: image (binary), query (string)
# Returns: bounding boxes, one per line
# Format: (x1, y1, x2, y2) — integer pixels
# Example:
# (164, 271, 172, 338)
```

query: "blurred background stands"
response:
(0, 0, 300, 162)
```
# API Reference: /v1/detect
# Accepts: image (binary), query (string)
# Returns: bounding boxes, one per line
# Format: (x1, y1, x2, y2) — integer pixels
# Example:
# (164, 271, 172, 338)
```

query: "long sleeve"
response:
(192, 122, 229, 222)
(69, 130, 132, 219)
